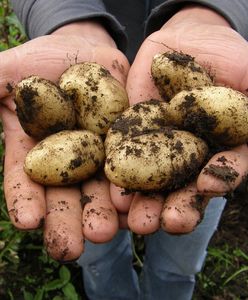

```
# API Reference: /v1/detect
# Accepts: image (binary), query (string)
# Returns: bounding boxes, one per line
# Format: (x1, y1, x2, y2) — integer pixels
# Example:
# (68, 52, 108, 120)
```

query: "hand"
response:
(0, 20, 129, 260)
(110, 5, 248, 234)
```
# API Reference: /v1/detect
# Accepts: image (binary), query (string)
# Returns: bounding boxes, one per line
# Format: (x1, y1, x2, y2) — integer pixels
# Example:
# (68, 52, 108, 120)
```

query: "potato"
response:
(105, 99, 169, 155)
(24, 130, 105, 185)
(15, 76, 76, 139)
(59, 62, 129, 135)
(167, 86, 248, 146)
(105, 129, 208, 191)
(151, 51, 213, 101)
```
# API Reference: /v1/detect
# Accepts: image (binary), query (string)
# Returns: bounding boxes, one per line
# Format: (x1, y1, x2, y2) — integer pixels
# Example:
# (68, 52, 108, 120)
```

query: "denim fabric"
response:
(78, 230, 140, 300)
(78, 197, 226, 300)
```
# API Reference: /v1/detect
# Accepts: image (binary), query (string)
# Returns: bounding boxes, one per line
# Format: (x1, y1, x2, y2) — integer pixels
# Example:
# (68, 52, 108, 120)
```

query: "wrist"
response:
(162, 5, 231, 29)
(51, 20, 117, 48)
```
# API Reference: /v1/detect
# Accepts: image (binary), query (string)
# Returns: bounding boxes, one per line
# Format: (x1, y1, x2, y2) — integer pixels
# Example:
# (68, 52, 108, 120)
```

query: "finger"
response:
(0, 105, 46, 229)
(44, 185, 84, 261)
(160, 182, 210, 234)
(197, 144, 248, 196)
(128, 192, 163, 234)
(82, 175, 119, 243)
(110, 183, 133, 213)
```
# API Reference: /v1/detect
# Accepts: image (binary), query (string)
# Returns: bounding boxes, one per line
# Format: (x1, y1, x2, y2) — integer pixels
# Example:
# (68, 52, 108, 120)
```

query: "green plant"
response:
(223, 249, 248, 286)
(195, 244, 248, 298)
(0, 0, 26, 50)
(0, 215, 83, 299)
(22, 265, 80, 300)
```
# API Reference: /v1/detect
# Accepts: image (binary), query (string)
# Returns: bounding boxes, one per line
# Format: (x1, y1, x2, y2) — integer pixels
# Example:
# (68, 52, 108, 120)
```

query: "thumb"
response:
(197, 145, 248, 196)
(0, 46, 21, 99)
(126, 36, 164, 105)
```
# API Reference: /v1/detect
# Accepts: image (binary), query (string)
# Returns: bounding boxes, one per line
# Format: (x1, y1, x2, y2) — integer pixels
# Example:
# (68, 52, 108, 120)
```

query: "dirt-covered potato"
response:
(151, 51, 213, 101)
(105, 128, 208, 191)
(24, 130, 105, 185)
(15, 76, 76, 139)
(167, 86, 248, 146)
(105, 99, 169, 155)
(59, 62, 129, 135)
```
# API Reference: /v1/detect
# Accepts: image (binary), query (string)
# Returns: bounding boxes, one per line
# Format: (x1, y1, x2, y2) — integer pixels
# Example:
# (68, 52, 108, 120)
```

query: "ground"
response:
(194, 184, 248, 299)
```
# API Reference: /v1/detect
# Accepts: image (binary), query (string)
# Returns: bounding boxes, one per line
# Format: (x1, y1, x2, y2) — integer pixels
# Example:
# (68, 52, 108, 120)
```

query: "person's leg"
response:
(140, 197, 226, 300)
(77, 229, 140, 300)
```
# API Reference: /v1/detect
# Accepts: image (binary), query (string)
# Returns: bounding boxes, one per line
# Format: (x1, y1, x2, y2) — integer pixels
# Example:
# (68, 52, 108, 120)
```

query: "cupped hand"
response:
(110, 5, 248, 235)
(0, 21, 129, 260)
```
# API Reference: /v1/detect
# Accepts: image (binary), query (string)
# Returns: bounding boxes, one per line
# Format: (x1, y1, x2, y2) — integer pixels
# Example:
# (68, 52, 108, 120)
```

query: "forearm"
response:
(10, 0, 127, 50)
(145, 0, 248, 41)
(52, 20, 117, 48)
(162, 5, 231, 29)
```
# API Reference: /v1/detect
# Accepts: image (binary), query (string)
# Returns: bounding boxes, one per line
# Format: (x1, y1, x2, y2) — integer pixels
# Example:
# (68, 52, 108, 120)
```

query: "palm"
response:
(120, 23, 248, 234)
(0, 34, 129, 260)
(127, 24, 248, 104)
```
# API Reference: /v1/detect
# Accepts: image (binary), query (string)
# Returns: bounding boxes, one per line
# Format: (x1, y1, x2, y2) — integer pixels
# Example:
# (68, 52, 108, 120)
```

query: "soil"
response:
(194, 184, 248, 299)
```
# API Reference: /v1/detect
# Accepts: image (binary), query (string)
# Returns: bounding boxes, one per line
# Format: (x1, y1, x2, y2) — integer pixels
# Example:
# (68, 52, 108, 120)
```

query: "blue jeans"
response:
(78, 197, 226, 300)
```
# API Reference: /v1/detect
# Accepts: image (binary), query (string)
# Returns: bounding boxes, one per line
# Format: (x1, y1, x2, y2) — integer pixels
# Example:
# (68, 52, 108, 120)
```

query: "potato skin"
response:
(15, 76, 76, 139)
(59, 62, 129, 135)
(105, 129, 208, 191)
(24, 130, 105, 185)
(167, 86, 248, 146)
(105, 99, 169, 155)
(151, 51, 213, 101)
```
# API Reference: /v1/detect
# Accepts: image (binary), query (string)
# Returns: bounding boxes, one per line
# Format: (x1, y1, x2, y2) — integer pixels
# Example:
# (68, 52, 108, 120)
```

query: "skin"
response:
(82, 175, 119, 243)
(124, 5, 248, 234)
(197, 145, 248, 196)
(1, 5, 248, 260)
(0, 20, 129, 260)
(45, 185, 83, 261)
(160, 183, 210, 234)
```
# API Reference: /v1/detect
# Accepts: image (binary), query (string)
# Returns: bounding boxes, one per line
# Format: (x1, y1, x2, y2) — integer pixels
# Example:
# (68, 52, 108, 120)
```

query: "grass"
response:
(0, 0, 247, 299)
(195, 245, 248, 299)
(0, 0, 26, 50)
(194, 187, 248, 299)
